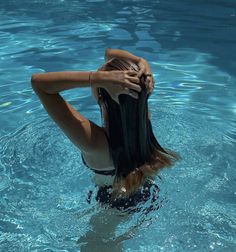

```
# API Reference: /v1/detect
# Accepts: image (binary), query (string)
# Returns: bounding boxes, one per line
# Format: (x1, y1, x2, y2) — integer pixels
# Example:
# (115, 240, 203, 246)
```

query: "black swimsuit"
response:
(82, 154, 159, 211)
(81, 154, 116, 176)
(95, 180, 159, 212)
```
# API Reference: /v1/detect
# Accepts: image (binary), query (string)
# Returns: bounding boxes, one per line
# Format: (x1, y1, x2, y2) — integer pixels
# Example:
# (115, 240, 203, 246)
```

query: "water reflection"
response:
(77, 209, 130, 252)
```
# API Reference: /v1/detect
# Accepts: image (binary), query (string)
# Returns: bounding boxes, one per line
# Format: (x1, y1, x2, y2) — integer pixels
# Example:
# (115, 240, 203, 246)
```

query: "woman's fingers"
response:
(145, 76, 154, 93)
(128, 76, 140, 84)
(125, 82, 141, 92)
(126, 70, 138, 76)
(137, 69, 145, 78)
(145, 76, 151, 87)
(137, 62, 145, 77)
(125, 71, 141, 90)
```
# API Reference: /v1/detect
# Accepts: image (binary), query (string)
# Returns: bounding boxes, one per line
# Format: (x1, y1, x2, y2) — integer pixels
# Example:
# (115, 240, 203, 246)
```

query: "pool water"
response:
(1, 0, 236, 251)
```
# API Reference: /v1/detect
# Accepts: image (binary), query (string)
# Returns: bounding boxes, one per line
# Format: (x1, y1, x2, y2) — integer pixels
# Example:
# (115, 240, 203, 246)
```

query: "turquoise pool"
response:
(0, 0, 236, 251)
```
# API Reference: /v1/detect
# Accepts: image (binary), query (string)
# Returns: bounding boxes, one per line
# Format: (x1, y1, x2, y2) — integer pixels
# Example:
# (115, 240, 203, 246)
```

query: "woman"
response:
(31, 48, 178, 210)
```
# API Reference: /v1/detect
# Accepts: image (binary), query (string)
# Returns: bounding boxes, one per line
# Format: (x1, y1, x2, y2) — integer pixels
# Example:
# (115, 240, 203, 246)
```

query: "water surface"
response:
(0, 0, 236, 251)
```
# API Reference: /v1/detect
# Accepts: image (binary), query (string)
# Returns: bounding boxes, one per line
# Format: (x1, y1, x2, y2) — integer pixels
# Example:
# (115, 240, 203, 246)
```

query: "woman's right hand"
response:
(93, 70, 142, 104)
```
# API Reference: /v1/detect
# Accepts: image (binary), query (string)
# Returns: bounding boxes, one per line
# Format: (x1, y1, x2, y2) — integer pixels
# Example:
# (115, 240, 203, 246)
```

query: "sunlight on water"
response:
(0, 0, 236, 251)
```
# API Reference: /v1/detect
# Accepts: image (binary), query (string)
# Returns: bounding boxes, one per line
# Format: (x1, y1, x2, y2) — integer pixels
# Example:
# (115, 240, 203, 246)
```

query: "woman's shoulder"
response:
(81, 127, 114, 171)
(82, 151, 114, 171)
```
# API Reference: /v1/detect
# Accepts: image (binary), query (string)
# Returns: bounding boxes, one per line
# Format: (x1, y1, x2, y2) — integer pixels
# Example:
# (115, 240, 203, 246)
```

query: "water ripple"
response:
(0, 0, 236, 251)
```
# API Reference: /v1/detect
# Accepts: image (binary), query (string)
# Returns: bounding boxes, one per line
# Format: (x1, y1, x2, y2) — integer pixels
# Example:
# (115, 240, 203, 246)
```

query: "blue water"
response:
(0, 0, 236, 251)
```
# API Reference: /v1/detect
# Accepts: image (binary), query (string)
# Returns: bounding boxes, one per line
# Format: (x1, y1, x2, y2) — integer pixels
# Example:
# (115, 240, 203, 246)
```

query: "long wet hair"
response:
(97, 58, 179, 198)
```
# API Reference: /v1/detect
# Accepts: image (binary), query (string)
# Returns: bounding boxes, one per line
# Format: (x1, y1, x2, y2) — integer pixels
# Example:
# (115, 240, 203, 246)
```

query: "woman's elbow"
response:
(31, 74, 41, 91)
(105, 48, 112, 60)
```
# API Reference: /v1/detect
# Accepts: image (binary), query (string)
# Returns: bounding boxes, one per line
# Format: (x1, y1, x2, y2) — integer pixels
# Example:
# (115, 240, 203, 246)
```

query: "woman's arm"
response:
(31, 70, 140, 94)
(31, 70, 141, 156)
(31, 71, 94, 94)
(31, 71, 108, 154)
(105, 48, 141, 63)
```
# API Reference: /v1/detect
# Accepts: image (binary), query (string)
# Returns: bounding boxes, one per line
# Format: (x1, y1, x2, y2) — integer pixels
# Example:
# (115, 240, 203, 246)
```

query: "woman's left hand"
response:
(137, 58, 155, 93)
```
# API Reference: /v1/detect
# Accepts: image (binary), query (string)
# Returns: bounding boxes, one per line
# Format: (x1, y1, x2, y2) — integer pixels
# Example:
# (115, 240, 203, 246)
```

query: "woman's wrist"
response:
(90, 71, 108, 88)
